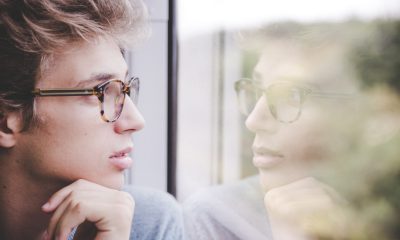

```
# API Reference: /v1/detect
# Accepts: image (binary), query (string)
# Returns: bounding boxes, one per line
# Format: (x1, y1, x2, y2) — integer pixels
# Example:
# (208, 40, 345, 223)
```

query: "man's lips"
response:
(253, 146, 284, 157)
(109, 147, 133, 170)
(110, 147, 133, 158)
(252, 146, 284, 168)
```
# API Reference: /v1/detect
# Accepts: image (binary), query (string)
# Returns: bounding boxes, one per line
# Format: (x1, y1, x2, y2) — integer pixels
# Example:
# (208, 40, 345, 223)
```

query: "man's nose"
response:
(245, 95, 278, 133)
(114, 95, 145, 134)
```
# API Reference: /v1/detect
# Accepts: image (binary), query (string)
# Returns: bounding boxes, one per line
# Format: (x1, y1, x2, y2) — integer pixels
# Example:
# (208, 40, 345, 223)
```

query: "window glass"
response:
(178, 1, 400, 239)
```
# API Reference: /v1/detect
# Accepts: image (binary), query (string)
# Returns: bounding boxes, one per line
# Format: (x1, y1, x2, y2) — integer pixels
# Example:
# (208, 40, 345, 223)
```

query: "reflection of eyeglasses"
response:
(32, 77, 139, 123)
(234, 78, 353, 123)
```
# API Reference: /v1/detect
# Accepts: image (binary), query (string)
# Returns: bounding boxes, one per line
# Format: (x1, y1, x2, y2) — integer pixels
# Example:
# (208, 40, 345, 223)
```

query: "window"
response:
(176, 0, 400, 200)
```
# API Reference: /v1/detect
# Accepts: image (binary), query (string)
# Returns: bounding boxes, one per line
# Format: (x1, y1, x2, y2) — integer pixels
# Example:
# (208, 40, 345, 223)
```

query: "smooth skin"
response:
(42, 180, 135, 240)
(246, 43, 354, 239)
(0, 36, 144, 240)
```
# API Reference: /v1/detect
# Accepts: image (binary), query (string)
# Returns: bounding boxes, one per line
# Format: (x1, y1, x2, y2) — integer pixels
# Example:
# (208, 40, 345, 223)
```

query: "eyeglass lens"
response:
(102, 81, 126, 121)
(266, 84, 302, 123)
(237, 82, 303, 123)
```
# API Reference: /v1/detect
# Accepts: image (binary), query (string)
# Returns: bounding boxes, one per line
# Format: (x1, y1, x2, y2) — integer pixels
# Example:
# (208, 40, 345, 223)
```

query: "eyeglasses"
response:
(234, 78, 353, 123)
(32, 77, 139, 123)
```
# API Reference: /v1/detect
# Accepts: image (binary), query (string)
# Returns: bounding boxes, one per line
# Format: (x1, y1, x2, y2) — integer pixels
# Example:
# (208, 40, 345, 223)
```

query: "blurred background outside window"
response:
(176, 0, 400, 200)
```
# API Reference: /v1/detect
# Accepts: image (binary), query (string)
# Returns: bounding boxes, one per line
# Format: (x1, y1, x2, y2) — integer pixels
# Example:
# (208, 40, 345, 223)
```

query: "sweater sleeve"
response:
(183, 176, 273, 240)
(124, 186, 185, 240)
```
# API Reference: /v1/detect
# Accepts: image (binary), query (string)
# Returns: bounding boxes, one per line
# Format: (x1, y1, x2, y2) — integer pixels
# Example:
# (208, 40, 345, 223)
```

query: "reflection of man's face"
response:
(14, 37, 145, 190)
(245, 43, 356, 191)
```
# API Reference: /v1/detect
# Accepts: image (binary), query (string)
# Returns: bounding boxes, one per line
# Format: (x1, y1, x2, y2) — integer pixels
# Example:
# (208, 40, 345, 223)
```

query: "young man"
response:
(0, 0, 183, 239)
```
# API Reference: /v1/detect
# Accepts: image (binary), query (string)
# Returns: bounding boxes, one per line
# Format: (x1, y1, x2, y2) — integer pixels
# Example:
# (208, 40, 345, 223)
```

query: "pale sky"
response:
(178, 0, 400, 39)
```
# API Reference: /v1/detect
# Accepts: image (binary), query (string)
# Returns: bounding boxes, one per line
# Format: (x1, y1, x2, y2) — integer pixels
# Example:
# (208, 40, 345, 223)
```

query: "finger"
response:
(54, 201, 87, 240)
(42, 187, 72, 213)
(42, 182, 81, 213)
(47, 190, 129, 239)
(46, 193, 75, 240)
(265, 177, 330, 204)
(46, 190, 98, 239)
(54, 202, 116, 239)
(278, 177, 320, 191)
(42, 179, 107, 212)
(275, 178, 346, 206)
(45, 181, 134, 240)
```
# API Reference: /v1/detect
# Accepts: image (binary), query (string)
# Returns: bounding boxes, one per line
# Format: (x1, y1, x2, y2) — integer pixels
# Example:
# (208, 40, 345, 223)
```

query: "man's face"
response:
(246, 43, 355, 191)
(14, 37, 144, 189)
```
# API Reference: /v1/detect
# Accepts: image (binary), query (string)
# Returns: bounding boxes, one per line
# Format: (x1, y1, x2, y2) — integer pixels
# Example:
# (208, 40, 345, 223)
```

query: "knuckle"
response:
(68, 192, 82, 205)
(115, 205, 134, 222)
(115, 191, 135, 206)
(112, 194, 135, 218)
(71, 201, 84, 213)
(69, 190, 79, 199)
(122, 192, 135, 204)
(74, 179, 88, 188)
(305, 176, 318, 185)
(280, 204, 292, 214)
(264, 189, 282, 209)
(264, 190, 276, 202)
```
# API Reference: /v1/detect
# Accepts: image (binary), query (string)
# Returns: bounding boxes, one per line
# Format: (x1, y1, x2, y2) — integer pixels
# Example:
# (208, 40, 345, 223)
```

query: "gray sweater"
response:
(183, 176, 273, 240)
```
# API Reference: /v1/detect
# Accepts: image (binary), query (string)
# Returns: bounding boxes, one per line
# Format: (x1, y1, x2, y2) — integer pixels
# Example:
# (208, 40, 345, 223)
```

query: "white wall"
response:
(176, 31, 242, 201)
(126, 0, 169, 191)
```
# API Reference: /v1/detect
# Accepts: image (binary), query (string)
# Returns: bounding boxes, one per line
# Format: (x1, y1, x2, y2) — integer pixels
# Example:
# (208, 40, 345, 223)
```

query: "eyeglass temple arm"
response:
(308, 92, 355, 99)
(32, 88, 98, 96)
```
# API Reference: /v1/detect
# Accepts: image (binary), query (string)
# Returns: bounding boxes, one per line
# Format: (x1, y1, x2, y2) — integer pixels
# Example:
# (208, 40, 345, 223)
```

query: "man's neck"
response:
(0, 157, 66, 240)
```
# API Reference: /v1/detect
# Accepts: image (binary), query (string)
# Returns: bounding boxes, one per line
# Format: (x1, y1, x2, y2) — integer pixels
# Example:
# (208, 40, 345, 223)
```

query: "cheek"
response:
(23, 129, 105, 180)
(27, 102, 113, 180)
(280, 115, 333, 164)
(36, 96, 101, 125)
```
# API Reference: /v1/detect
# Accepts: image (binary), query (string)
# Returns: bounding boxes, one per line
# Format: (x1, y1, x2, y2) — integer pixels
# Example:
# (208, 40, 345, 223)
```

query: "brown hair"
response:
(0, 0, 148, 130)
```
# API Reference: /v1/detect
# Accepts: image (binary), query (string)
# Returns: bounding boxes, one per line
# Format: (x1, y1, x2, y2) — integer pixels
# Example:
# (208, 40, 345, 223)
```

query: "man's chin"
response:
(258, 170, 304, 192)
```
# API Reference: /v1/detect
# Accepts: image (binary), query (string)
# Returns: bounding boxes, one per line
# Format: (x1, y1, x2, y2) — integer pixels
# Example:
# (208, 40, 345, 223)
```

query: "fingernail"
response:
(42, 202, 50, 210)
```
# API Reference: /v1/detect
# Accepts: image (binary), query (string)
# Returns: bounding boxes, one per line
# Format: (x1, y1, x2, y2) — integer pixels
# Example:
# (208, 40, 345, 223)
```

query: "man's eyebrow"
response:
(74, 71, 129, 88)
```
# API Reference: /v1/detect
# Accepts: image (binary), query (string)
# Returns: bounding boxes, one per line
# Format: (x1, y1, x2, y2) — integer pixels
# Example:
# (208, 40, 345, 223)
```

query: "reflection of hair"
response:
(239, 21, 371, 92)
(240, 21, 368, 52)
(0, 0, 147, 130)
(352, 20, 400, 94)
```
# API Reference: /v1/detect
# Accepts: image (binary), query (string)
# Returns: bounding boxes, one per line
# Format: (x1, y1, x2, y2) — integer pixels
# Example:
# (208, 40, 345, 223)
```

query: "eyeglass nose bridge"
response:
(126, 77, 140, 104)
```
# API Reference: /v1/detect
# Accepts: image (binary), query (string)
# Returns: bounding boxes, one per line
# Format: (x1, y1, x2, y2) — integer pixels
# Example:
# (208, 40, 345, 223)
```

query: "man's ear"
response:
(0, 112, 23, 148)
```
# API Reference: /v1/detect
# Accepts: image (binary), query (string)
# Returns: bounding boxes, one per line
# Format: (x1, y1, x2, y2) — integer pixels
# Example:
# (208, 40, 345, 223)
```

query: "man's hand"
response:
(42, 179, 134, 240)
(264, 177, 347, 240)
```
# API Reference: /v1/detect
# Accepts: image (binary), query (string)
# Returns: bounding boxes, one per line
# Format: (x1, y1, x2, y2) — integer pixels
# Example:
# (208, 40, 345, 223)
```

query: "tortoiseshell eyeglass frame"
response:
(32, 77, 139, 123)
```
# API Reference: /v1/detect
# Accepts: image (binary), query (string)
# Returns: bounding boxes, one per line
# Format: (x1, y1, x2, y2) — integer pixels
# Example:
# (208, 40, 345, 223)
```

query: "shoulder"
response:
(123, 186, 184, 240)
(183, 176, 272, 240)
(184, 175, 263, 210)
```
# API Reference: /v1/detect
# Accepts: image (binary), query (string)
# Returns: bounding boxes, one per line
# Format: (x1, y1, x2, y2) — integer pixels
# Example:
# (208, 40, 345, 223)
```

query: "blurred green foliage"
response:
(352, 20, 400, 94)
